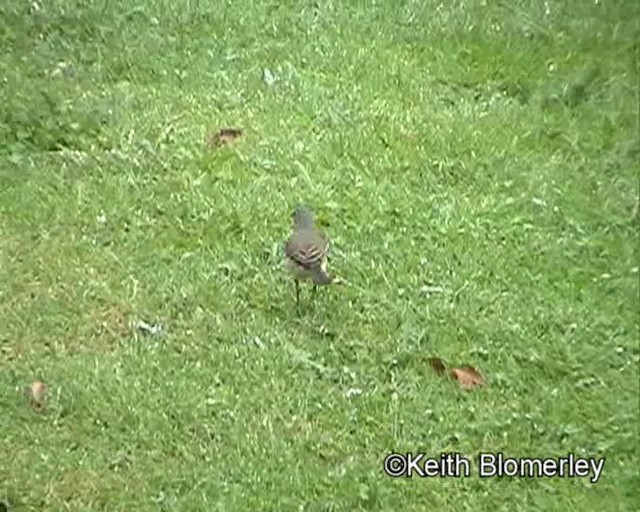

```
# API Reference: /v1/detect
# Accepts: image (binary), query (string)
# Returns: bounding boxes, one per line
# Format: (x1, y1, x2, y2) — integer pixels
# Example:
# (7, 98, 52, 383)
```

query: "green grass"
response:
(1, 0, 639, 510)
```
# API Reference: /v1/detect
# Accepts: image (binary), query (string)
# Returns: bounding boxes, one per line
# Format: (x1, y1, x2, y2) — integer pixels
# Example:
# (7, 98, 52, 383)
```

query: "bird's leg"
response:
(295, 280, 300, 314)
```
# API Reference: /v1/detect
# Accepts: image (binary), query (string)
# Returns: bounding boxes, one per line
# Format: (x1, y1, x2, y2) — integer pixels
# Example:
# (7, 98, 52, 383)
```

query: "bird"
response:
(284, 205, 333, 310)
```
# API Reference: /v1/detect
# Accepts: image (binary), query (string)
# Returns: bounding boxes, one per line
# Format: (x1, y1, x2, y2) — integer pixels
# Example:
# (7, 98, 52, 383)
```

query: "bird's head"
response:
(292, 205, 315, 229)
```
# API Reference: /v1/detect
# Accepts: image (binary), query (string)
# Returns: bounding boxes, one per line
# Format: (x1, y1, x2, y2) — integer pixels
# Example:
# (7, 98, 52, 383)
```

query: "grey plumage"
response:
(284, 205, 332, 309)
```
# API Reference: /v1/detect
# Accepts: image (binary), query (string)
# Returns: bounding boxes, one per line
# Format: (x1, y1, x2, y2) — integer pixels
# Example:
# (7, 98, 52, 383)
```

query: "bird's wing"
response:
(285, 230, 328, 270)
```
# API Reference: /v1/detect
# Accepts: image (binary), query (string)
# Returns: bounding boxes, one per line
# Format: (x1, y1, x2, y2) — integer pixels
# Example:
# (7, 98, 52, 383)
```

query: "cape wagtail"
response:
(284, 205, 333, 309)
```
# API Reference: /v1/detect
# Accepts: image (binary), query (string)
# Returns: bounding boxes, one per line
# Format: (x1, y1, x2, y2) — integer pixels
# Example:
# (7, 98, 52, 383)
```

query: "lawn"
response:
(1, 0, 638, 510)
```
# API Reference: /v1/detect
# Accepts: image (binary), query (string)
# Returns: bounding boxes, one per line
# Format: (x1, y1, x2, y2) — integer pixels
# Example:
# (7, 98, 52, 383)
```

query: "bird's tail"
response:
(311, 268, 333, 285)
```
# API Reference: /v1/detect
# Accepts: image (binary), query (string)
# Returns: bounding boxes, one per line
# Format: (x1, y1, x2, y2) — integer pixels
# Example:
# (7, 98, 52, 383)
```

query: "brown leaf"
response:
(428, 356, 447, 375)
(450, 366, 486, 390)
(24, 380, 48, 410)
(208, 128, 243, 147)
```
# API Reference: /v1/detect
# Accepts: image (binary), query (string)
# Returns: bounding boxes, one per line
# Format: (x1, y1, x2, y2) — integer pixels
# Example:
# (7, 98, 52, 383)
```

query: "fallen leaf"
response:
(262, 68, 276, 86)
(133, 320, 163, 337)
(450, 366, 486, 390)
(345, 387, 363, 398)
(208, 128, 243, 147)
(428, 356, 447, 375)
(24, 380, 48, 410)
(420, 284, 445, 295)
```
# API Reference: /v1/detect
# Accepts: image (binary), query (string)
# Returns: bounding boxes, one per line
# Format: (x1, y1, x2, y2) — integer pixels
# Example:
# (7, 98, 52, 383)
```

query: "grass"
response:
(1, 0, 638, 510)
